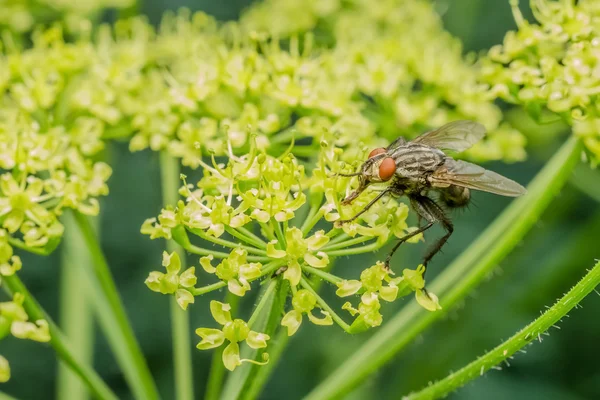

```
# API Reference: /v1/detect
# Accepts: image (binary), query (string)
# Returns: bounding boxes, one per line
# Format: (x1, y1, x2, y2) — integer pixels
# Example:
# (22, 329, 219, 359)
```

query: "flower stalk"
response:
(1, 273, 117, 400)
(406, 259, 600, 400)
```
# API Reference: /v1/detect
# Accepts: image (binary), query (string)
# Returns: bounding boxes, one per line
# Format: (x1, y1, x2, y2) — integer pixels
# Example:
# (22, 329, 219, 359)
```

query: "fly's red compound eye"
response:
(368, 148, 386, 159)
(378, 157, 396, 181)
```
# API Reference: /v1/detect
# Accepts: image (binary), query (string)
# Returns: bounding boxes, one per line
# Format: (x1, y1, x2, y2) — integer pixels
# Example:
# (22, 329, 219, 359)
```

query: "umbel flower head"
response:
(481, 0, 600, 165)
(138, 0, 527, 372)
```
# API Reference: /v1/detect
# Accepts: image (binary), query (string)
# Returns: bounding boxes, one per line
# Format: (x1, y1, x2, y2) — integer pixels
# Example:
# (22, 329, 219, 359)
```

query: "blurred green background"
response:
(2, 1, 600, 399)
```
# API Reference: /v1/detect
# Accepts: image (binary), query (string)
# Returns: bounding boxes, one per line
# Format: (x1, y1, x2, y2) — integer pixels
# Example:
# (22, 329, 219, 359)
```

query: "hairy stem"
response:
(56, 213, 96, 400)
(2, 274, 117, 400)
(305, 136, 583, 399)
(160, 151, 194, 400)
(73, 211, 160, 400)
(406, 259, 600, 399)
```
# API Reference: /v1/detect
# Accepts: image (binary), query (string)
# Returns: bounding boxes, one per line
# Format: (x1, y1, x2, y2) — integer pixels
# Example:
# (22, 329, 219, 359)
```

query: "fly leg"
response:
(383, 221, 434, 270)
(417, 196, 454, 277)
(383, 195, 453, 276)
(336, 189, 391, 225)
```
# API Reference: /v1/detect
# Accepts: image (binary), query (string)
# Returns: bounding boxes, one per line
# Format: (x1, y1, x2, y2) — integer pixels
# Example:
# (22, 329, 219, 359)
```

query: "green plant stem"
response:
(221, 280, 283, 400)
(235, 226, 268, 249)
(258, 222, 277, 242)
(225, 227, 267, 250)
(189, 261, 284, 296)
(160, 151, 194, 400)
(56, 213, 95, 400)
(241, 328, 289, 400)
(73, 211, 160, 400)
(182, 240, 270, 262)
(6, 237, 50, 255)
(324, 240, 381, 257)
(271, 220, 286, 245)
(244, 259, 338, 400)
(247, 280, 279, 329)
(300, 277, 350, 332)
(305, 136, 583, 400)
(187, 227, 268, 256)
(303, 265, 343, 285)
(301, 208, 324, 236)
(1, 274, 117, 400)
(322, 235, 372, 251)
(406, 259, 600, 400)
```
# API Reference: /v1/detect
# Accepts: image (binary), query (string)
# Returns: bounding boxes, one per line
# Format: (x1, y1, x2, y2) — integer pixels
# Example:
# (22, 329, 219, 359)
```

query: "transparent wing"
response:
(430, 159, 526, 197)
(386, 136, 407, 152)
(411, 120, 486, 152)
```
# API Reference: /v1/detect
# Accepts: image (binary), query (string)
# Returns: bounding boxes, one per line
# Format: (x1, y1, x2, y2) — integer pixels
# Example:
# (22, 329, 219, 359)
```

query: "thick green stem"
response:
(406, 259, 600, 400)
(2, 274, 117, 400)
(73, 211, 159, 400)
(160, 151, 194, 400)
(56, 213, 96, 400)
(305, 136, 583, 400)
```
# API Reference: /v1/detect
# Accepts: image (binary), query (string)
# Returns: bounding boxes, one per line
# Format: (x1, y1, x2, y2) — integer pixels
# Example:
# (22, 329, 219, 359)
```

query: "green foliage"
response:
(0, 0, 598, 399)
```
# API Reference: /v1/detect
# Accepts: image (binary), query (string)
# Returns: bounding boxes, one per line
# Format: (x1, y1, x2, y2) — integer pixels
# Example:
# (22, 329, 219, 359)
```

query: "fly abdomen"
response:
(440, 185, 470, 208)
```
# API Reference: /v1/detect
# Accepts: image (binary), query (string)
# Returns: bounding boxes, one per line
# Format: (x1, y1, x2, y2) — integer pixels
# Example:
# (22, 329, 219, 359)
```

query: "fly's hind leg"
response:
(384, 195, 453, 277)
(417, 196, 454, 277)
(383, 196, 437, 271)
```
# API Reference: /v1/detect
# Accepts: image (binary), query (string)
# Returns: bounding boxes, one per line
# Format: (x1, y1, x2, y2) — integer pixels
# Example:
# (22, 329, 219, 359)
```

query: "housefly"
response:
(337, 120, 526, 275)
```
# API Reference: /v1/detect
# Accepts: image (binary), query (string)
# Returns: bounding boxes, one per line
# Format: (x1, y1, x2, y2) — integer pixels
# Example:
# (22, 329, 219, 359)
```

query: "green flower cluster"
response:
(143, 139, 443, 368)
(0, 0, 531, 374)
(138, 0, 533, 371)
(0, 26, 113, 258)
(0, 0, 134, 32)
(481, 0, 600, 164)
(0, 292, 51, 382)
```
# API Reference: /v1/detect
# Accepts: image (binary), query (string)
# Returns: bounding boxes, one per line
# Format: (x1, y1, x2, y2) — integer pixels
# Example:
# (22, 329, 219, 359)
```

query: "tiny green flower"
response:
(196, 301, 270, 371)
(281, 289, 332, 336)
(145, 251, 197, 308)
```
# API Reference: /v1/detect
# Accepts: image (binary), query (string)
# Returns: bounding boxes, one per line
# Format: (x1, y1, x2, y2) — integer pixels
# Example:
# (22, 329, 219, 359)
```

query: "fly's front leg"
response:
(336, 189, 390, 225)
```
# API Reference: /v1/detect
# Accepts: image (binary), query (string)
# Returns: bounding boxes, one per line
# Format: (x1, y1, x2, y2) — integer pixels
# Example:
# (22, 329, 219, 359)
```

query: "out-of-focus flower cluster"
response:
(0, 0, 134, 32)
(0, 292, 51, 382)
(481, 0, 600, 164)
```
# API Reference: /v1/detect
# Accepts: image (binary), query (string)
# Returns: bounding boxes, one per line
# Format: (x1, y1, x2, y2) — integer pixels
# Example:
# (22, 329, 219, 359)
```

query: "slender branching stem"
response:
(300, 276, 351, 332)
(73, 211, 160, 400)
(160, 151, 194, 400)
(2, 274, 118, 400)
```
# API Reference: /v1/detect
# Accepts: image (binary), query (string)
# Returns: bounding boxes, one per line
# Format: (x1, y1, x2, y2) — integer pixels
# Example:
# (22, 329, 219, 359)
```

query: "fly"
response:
(336, 120, 526, 276)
